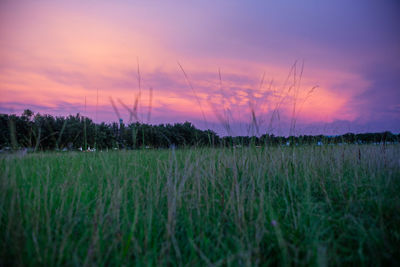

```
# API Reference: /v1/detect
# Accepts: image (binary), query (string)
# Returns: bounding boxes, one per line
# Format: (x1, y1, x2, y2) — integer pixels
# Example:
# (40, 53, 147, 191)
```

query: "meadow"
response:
(1, 144, 399, 266)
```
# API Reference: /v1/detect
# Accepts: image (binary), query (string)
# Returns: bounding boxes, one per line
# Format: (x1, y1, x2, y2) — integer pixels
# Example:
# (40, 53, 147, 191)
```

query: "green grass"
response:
(1, 144, 399, 266)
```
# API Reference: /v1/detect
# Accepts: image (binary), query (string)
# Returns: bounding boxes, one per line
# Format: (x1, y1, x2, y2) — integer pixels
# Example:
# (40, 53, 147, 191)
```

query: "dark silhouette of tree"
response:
(0, 110, 398, 151)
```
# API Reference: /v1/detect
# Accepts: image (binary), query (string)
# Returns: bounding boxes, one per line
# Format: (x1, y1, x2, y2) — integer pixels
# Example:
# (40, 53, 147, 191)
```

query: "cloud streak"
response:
(0, 0, 399, 135)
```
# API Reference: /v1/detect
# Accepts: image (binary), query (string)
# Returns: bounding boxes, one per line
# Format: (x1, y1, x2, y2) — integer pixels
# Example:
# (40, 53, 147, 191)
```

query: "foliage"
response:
(0, 110, 399, 151)
(0, 110, 219, 150)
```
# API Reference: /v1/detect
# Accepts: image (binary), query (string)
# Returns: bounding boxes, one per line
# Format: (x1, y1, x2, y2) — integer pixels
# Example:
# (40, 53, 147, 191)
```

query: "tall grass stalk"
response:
(1, 144, 399, 265)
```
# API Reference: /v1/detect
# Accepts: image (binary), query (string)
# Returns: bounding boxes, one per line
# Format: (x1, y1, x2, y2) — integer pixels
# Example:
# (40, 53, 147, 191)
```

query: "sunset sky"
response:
(1, 0, 399, 136)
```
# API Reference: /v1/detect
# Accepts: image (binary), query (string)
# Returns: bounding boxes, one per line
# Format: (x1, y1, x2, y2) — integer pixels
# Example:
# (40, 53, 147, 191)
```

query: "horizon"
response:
(1, 0, 399, 136)
(3, 109, 400, 138)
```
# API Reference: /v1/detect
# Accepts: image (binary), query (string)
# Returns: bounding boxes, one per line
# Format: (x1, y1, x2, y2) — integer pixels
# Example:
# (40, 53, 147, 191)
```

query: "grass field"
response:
(1, 144, 399, 266)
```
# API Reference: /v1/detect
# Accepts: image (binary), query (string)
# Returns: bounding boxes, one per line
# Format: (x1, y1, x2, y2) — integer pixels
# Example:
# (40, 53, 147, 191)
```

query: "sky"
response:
(1, 0, 399, 136)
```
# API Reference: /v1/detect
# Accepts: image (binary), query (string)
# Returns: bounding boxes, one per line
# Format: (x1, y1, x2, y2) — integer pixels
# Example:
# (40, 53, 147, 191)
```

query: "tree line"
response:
(0, 110, 398, 151)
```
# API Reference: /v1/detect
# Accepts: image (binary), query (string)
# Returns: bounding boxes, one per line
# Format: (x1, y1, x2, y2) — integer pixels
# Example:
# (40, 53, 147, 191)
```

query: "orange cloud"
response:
(0, 1, 375, 134)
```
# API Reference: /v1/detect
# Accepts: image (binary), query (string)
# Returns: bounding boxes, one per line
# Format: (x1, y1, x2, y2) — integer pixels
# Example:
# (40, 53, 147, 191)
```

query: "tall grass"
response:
(1, 144, 399, 265)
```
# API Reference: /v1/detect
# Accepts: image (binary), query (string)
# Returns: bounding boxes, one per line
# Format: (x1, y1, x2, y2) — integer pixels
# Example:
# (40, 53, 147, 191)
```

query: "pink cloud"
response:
(1, 0, 398, 135)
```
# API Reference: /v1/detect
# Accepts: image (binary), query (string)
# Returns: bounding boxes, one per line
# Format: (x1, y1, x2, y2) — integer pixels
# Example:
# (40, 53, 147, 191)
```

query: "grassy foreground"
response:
(1, 145, 399, 266)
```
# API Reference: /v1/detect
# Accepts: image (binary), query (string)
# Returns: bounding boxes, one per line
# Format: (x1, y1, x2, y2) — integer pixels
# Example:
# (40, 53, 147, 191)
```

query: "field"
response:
(1, 144, 400, 266)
